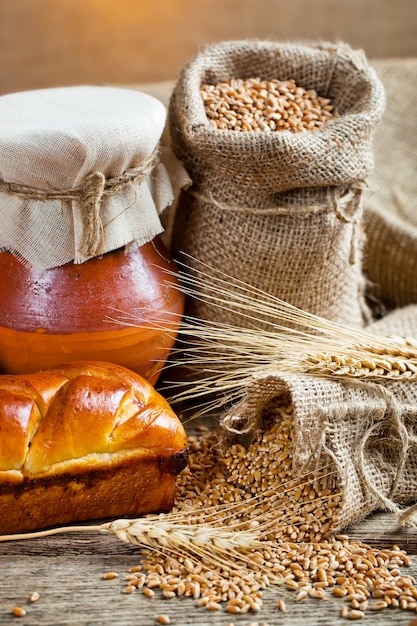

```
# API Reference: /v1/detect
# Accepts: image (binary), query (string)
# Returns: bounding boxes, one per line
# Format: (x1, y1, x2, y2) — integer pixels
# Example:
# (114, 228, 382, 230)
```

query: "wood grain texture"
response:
(1, 515, 417, 625)
(2, 421, 417, 626)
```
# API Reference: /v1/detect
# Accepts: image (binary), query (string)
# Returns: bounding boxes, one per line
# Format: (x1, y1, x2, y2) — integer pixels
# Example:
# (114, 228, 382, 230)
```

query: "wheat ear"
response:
(151, 257, 417, 411)
(0, 516, 264, 575)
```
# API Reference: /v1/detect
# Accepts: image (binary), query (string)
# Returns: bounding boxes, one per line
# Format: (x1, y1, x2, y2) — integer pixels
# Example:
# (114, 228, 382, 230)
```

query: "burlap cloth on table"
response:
(220, 305, 417, 532)
(169, 40, 385, 330)
(363, 59, 417, 311)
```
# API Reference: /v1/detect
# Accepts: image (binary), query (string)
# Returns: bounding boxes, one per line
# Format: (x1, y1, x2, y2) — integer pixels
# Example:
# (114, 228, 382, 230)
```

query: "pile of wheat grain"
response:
(102, 397, 416, 621)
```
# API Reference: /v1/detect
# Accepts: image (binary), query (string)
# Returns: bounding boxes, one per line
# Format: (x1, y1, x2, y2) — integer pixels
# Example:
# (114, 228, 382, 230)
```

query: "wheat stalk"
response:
(0, 508, 315, 583)
(0, 489, 338, 583)
(102, 517, 266, 574)
(102, 516, 261, 551)
(0, 460, 339, 569)
(0, 515, 264, 575)
(0, 514, 260, 549)
(304, 345, 417, 380)
(149, 257, 417, 411)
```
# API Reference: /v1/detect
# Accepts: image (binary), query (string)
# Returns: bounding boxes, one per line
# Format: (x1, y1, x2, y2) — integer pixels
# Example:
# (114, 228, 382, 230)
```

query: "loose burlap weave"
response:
(0, 86, 189, 270)
(169, 40, 385, 330)
(221, 305, 417, 532)
(363, 59, 417, 310)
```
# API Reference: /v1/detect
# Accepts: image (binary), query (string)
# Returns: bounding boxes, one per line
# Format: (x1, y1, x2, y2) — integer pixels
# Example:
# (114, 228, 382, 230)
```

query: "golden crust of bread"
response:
(0, 361, 188, 533)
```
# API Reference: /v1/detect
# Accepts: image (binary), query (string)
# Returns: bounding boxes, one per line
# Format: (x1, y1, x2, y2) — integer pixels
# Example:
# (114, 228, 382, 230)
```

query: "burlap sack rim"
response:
(169, 40, 385, 193)
(170, 39, 386, 161)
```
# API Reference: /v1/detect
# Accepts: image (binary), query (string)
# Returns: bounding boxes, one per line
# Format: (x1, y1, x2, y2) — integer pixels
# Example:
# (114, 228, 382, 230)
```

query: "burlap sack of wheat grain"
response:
(168, 39, 385, 330)
(363, 59, 417, 312)
(220, 305, 417, 532)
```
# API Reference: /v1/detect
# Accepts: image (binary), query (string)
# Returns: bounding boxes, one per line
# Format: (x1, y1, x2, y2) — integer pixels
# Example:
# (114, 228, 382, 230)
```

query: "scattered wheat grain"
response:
(102, 572, 118, 580)
(28, 592, 40, 603)
(11, 607, 26, 617)
(94, 395, 416, 621)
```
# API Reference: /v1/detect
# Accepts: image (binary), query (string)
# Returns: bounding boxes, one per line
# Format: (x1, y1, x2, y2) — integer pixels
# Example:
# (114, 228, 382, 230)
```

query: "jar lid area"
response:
(0, 86, 166, 187)
(0, 85, 191, 270)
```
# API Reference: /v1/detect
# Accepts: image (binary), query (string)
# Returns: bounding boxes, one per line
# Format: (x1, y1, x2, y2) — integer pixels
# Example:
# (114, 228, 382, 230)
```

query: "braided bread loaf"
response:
(0, 361, 188, 534)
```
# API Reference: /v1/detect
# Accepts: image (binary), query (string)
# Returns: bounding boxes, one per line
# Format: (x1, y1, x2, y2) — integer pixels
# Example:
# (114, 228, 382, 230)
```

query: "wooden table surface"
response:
(1, 512, 417, 625)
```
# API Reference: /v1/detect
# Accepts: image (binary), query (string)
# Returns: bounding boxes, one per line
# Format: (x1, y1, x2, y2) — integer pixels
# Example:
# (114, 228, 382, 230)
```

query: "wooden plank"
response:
(1, 511, 417, 625)
(348, 511, 417, 552)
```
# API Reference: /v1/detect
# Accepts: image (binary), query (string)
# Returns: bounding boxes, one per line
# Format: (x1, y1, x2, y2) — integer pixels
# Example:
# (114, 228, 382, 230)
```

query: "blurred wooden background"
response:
(0, 0, 416, 95)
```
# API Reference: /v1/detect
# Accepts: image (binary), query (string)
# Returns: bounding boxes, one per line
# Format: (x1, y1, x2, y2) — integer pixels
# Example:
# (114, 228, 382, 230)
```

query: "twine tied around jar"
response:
(0, 148, 160, 259)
